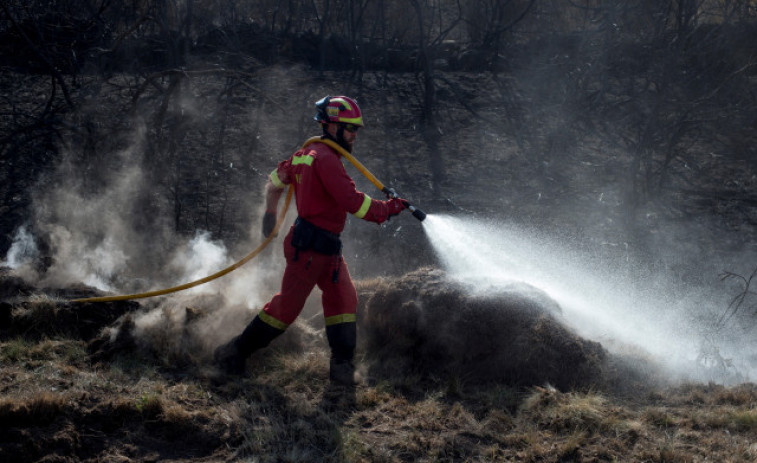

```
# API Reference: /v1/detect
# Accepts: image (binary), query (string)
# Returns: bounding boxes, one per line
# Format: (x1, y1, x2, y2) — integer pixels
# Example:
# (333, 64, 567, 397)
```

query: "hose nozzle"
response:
(383, 187, 425, 221)
(409, 205, 426, 221)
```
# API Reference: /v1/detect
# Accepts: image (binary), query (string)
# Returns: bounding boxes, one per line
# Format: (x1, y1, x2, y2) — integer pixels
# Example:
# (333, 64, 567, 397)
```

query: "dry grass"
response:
(10, 295, 61, 335)
(519, 385, 610, 432)
(4, 330, 757, 462)
(0, 392, 66, 425)
(4, 272, 757, 462)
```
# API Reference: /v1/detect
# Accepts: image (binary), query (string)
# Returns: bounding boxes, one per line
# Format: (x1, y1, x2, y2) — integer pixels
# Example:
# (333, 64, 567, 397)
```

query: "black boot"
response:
(329, 358, 358, 386)
(326, 321, 358, 385)
(214, 314, 284, 376)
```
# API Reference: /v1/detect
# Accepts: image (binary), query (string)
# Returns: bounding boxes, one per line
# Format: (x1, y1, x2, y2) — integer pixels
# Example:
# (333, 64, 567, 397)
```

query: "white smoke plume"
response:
(2, 130, 293, 359)
(32, 156, 147, 291)
(167, 230, 231, 295)
(2, 226, 39, 273)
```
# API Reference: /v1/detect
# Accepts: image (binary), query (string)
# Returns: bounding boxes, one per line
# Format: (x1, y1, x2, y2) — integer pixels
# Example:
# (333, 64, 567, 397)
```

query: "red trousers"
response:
(261, 226, 357, 328)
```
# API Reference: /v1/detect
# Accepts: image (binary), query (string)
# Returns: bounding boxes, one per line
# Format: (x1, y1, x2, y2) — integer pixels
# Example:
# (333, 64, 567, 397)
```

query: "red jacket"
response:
(270, 140, 392, 234)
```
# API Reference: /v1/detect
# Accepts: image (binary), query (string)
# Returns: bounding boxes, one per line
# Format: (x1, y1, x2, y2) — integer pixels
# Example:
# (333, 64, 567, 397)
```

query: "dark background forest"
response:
(2, 0, 757, 284)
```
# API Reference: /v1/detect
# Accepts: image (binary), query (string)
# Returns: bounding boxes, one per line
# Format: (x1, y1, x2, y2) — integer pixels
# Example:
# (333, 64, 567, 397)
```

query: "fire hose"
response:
(70, 186, 294, 303)
(71, 137, 424, 303)
(313, 137, 427, 222)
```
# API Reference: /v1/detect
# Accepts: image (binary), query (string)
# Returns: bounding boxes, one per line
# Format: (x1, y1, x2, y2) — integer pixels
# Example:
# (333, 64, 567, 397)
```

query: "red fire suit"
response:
(259, 138, 401, 330)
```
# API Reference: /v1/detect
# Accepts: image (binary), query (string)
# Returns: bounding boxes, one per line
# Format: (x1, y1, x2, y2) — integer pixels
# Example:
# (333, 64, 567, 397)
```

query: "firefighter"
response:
(214, 95, 408, 385)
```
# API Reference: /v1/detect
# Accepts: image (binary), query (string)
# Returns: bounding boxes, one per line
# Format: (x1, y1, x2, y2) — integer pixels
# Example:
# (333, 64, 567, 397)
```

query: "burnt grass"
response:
(2, 266, 757, 462)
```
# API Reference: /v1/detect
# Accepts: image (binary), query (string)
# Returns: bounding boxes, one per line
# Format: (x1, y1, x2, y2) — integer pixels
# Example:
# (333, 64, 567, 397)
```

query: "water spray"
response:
(421, 214, 750, 383)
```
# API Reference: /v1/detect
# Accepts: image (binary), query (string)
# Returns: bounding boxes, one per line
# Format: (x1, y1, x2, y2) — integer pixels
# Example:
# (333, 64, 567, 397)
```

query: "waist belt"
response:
(291, 217, 343, 283)
(291, 217, 342, 256)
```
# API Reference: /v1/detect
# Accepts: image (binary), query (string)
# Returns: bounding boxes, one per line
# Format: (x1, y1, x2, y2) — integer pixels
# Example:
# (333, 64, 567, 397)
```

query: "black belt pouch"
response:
(291, 217, 341, 255)
(291, 217, 316, 250)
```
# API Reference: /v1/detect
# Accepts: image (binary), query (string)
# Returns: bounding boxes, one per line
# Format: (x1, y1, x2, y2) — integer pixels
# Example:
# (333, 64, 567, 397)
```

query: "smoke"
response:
(167, 230, 230, 295)
(129, 227, 289, 356)
(3, 226, 38, 268)
(29, 153, 147, 291)
(0, 125, 292, 361)
(422, 214, 753, 384)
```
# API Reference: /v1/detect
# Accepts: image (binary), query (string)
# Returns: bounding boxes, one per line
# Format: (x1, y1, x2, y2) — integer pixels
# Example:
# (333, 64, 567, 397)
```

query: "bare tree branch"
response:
(0, 3, 75, 109)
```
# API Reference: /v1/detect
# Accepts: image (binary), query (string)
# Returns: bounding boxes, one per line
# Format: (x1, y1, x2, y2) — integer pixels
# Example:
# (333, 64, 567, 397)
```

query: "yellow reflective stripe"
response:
(339, 116, 363, 125)
(325, 314, 356, 326)
(258, 311, 289, 331)
(352, 194, 372, 219)
(331, 97, 353, 111)
(270, 169, 285, 189)
(292, 154, 314, 166)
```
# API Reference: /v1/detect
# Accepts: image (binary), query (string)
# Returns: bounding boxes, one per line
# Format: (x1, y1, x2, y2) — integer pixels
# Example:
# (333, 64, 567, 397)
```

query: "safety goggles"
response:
(341, 123, 361, 133)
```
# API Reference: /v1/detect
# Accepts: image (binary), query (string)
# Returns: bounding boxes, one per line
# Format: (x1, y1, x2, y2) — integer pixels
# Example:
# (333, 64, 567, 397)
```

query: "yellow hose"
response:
(304, 137, 387, 191)
(310, 137, 427, 221)
(71, 136, 384, 304)
(71, 186, 293, 303)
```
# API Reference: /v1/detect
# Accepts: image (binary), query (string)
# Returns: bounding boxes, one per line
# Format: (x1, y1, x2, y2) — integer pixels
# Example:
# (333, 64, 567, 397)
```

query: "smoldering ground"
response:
(0, 132, 292, 361)
(0, 255, 669, 395)
(2, 60, 755, 389)
(2, 136, 753, 389)
(0, 130, 671, 392)
(0, 135, 656, 391)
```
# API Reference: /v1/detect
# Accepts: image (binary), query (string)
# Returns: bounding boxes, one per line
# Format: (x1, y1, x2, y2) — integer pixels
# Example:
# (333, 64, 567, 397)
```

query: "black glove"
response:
(262, 211, 277, 237)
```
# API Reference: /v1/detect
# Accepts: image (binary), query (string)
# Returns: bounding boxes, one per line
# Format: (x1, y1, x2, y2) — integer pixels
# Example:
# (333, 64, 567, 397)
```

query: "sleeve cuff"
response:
(352, 194, 372, 219)
(270, 169, 286, 189)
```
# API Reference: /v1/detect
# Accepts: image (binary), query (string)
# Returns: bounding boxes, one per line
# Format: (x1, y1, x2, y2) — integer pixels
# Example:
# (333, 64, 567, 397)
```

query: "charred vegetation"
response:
(3, 1, 757, 461)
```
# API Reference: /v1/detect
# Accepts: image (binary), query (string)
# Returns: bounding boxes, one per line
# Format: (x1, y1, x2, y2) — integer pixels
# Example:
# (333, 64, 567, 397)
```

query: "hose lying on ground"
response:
(71, 186, 293, 303)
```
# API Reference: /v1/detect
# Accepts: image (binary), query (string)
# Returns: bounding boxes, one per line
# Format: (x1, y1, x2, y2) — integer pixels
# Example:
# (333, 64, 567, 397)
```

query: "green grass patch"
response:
(730, 410, 757, 431)
(0, 337, 34, 363)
